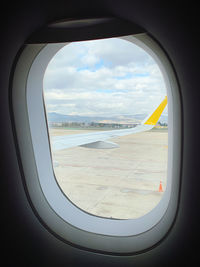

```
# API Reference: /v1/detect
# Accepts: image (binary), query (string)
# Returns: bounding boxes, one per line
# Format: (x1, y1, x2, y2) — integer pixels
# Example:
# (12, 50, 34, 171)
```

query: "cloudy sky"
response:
(43, 37, 167, 118)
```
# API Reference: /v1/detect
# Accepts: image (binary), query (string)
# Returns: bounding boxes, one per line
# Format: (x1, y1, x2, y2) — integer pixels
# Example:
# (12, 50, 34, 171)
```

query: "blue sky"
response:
(43, 37, 167, 117)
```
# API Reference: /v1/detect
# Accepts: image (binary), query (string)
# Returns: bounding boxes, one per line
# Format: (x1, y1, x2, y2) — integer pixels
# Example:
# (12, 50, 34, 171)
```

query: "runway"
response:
(50, 128, 168, 219)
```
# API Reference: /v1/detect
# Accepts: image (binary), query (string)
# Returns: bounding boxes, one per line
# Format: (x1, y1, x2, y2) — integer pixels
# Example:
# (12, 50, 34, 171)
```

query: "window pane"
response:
(43, 38, 168, 219)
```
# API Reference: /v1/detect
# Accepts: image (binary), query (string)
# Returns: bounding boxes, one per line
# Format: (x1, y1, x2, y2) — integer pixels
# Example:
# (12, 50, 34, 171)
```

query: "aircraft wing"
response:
(51, 124, 153, 150)
(51, 96, 167, 151)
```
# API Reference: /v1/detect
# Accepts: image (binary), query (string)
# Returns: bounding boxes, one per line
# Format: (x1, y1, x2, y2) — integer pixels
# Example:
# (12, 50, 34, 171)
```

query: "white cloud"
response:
(43, 38, 167, 117)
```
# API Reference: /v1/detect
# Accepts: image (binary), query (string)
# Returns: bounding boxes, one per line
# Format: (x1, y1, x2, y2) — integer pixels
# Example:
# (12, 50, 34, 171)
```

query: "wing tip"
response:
(143, 96, 167, 126)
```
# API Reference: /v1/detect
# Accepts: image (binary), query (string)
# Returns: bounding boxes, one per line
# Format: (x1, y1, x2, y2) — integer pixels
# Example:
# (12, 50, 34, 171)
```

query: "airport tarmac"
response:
(49, 128, 168, 219)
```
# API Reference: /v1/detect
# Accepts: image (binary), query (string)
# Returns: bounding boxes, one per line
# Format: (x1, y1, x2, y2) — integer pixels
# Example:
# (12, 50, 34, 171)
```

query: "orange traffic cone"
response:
(158, 181, 163, 192)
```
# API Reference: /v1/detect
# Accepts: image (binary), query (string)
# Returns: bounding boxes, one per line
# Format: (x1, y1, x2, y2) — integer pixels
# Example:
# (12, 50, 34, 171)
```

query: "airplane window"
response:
(43, 37, 168, 219)
(12, 31, 181, 253)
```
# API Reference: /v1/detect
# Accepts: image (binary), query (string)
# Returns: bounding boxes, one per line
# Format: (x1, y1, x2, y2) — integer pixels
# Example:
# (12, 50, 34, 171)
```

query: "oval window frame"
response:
(12, 33, 182, 254)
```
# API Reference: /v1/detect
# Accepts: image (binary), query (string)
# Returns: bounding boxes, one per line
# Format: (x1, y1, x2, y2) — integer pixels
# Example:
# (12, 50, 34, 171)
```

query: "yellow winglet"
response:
(144, 96, 167, 125)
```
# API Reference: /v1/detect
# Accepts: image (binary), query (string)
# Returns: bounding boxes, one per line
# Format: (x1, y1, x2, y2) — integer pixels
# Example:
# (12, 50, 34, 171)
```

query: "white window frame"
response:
(12, 33, 182, 254)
